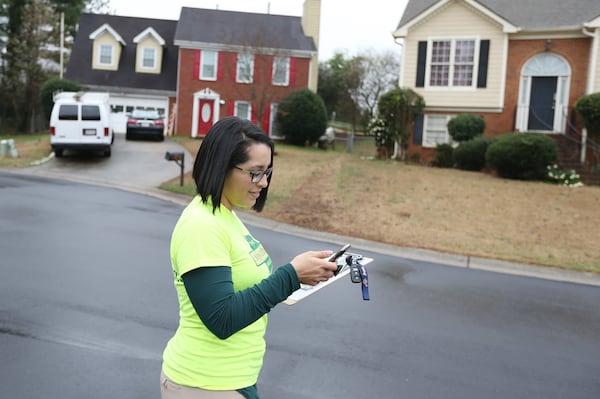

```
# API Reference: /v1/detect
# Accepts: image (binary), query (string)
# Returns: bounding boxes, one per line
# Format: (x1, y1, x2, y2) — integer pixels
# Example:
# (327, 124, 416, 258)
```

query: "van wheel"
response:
(104, 148, 111, 157)
(54, 149, 64, 158)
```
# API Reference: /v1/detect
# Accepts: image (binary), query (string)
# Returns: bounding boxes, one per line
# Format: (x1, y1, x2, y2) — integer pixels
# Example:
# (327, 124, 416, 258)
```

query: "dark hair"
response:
(193, 116, 274, 213)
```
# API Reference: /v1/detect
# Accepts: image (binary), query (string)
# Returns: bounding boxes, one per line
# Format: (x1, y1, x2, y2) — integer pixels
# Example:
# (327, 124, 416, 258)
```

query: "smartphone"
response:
(328, 244, 351, 262)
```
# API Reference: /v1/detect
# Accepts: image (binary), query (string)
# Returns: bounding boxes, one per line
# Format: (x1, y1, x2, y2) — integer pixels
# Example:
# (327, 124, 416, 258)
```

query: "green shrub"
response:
(432, 143, 454, 168)
(276, 89, 328, 146)
(574, 92, 600, 137)
(485, 133, 558, 180)
(454, 136, 493, 171)
(39, 78, 84, 120)
(447, 113, 485, 142)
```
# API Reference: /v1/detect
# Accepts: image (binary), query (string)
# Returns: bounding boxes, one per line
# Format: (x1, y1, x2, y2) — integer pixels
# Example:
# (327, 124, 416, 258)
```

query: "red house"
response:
(65, 1, 321, 138)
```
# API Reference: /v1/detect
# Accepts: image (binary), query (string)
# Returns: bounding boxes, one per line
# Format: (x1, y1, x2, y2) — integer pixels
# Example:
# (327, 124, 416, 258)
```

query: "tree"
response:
(318, 50, 400, 130)
(352, 49, 399, 124)
(0, 0, 90, 132)
(317, 52, 360, 125)
(375, 87, 425, 161)
(276, 88, 327, 146)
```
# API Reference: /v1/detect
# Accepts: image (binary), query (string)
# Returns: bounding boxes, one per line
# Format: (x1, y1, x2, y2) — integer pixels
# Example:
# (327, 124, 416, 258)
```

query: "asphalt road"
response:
(1, 135, 599, 398)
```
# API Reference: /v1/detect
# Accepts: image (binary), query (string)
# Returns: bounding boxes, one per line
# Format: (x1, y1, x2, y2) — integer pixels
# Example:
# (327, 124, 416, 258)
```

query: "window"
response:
(81, 105, 101, 121)
(201, 51, 218, 80)
(58, 105, 78, 121)
(236, 53, 254, 83)
(270, 103, 282, 138)
(141, 47, 156, 69)
(99, 44, 113, 65)
(429, 39, 475, 87)
(423, 115, 454, 147)
(272, 57, 290, 86)
(234, 101, 252, 120)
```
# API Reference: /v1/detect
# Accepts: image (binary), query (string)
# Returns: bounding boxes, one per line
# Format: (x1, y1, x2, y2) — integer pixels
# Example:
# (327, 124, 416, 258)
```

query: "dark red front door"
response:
(198, 99, 214, 135)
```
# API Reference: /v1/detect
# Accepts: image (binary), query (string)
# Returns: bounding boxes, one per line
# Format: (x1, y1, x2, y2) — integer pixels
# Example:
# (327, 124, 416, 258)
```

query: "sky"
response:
(106, 0, 409, 61)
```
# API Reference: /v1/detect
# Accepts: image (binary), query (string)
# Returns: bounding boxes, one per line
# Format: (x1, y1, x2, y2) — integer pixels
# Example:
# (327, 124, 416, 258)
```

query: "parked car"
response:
(49, 91, 113, 157)
(126, 109, 165, 141)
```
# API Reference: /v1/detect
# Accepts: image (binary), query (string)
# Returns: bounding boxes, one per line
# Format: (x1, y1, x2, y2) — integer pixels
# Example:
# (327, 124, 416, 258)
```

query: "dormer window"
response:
(141, 47, 157, 69)
(99, 44, 114, 65)
(133, 27, 165, 74)
(89, 23, 125, 71)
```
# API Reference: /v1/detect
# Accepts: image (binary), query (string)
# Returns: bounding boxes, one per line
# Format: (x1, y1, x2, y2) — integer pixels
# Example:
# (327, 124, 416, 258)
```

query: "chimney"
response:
(301, 0, 321, 92)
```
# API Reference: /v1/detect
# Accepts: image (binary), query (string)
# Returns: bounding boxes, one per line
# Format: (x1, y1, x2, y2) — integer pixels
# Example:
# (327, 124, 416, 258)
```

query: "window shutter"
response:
(477, 40, 490, 88)
(413, 114, 424, 145)
(217, 51, 224, 80)
(416, 41, 427, 87)
(193, 50, 200, 79)
(289, 57, 297, 86)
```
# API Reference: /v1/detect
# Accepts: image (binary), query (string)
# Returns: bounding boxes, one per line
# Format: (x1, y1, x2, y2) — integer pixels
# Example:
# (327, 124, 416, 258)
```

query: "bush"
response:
(276, 89, 328, 146)
(432, 143, 454, 168)
(485, 133, 558, 180)
(574, 92, 600, 137)
(39, 78, 84, 120)
(454, 136, 493, 171)
(447, 113, 485, 142)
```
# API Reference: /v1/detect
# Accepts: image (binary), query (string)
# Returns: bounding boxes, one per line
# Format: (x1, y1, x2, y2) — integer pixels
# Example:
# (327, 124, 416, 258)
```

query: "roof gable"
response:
(89, 23, 126, 45)
(133, 27, 166, 46)
(174, 7, 316, 54)
(398, 0, 600, 32)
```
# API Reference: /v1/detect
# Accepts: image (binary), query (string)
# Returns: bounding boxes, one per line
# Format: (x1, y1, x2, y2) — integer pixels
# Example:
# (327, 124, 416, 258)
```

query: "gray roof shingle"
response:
(65, 13, 178, 92)
(398, 0, 600, 31)
(174, 7, 316, 53)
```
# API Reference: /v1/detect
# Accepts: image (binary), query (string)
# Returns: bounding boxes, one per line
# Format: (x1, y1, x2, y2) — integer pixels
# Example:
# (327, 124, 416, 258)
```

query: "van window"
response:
(82, 105, 101, 121)
(58, 105, 78, 120)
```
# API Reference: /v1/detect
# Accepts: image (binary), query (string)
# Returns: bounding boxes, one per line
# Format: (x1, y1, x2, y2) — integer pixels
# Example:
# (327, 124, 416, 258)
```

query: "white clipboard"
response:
(283, 254, 373, 305)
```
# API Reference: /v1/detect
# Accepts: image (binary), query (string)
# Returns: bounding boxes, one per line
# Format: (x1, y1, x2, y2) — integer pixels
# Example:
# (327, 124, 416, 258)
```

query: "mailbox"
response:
(165, 151, 184, 161)
(165, 151, 185, 186)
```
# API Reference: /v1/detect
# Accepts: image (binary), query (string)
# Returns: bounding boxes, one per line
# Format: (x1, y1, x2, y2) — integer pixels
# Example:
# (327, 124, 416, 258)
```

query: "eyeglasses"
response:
(234, 166, 273, 183)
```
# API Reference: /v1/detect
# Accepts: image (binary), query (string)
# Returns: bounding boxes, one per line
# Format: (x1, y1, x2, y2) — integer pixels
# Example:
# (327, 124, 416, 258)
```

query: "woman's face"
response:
(222, 143, 272, 210)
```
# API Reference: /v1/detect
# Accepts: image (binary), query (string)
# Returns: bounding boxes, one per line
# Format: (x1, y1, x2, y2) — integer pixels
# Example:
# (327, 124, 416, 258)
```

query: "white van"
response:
(49, 91, 114, 157)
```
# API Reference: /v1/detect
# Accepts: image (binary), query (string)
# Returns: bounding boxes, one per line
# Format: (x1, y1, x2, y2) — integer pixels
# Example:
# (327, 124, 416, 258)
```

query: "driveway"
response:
(26, 133, 193, 198)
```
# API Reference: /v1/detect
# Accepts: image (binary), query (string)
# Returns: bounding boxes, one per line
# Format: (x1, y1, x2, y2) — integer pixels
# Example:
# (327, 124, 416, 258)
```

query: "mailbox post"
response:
(165, 151, 185, 186)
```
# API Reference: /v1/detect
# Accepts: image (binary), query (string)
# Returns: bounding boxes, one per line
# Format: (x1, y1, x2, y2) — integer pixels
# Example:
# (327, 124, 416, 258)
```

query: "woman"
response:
(160, 116, 337, 399)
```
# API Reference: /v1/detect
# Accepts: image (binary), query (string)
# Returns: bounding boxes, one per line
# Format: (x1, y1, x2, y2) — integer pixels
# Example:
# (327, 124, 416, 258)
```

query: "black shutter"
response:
(413, 114, 424, 145)
(477, 40, 490, 88)
(416, 41, 427, 87)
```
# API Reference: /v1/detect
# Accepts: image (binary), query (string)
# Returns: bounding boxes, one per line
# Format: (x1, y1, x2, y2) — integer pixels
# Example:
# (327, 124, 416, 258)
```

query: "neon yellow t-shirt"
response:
(162, 196, 273, 390)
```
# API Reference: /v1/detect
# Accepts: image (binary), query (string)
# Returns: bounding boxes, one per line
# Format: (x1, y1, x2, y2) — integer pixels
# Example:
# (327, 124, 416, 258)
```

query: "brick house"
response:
(65, 1, 321, 137)
(392, 0, 600, 168)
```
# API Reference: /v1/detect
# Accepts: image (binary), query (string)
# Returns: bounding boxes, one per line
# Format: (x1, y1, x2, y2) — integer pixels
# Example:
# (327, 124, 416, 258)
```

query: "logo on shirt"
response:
(245, 235, 272, 272)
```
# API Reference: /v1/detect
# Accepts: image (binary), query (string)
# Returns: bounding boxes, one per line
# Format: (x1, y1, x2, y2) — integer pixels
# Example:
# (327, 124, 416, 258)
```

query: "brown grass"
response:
(0, 134, 52, 167)
(170, 138, 600, 273)
(4, 135, 599, 273)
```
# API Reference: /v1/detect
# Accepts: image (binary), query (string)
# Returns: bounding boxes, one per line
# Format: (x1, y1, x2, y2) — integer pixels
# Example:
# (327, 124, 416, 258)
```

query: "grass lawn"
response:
(3, 133, 600, 273)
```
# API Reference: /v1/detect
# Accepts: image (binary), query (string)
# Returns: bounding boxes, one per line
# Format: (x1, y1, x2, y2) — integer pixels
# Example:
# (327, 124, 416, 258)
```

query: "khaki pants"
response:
(160, 371, 245, 399)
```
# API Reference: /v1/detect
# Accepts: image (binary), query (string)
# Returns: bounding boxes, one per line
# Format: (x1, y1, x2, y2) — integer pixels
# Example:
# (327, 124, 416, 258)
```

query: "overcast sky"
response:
(106, 0, 409, 61)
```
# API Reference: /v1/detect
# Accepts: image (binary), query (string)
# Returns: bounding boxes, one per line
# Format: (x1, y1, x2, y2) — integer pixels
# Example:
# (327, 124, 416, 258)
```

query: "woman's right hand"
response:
(290, 250, 338, 286)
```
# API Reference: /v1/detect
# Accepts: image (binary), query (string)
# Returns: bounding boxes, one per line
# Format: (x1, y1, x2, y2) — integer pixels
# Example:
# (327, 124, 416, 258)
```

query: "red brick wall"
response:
(175, 48, 311, 136)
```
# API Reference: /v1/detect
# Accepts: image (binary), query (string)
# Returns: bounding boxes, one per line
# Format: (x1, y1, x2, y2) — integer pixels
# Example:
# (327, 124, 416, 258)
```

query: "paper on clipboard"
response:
(283, 254, 373, 305)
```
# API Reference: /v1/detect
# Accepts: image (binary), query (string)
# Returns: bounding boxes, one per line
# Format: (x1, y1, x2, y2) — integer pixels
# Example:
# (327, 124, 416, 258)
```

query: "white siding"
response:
(401, 1, 506, 109)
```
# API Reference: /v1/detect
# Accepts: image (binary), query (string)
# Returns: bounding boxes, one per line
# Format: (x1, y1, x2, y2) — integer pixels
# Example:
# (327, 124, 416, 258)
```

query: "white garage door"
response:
(108, 95, 169, 134)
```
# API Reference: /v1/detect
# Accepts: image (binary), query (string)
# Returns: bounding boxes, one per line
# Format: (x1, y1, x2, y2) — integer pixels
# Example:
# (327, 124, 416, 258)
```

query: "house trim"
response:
(89, 23, 126, 45)
(191, 88, 221, 138)
(393, 0, 519, 37)
(133, 27, 166, 46)
(174, 40, 316, 59)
